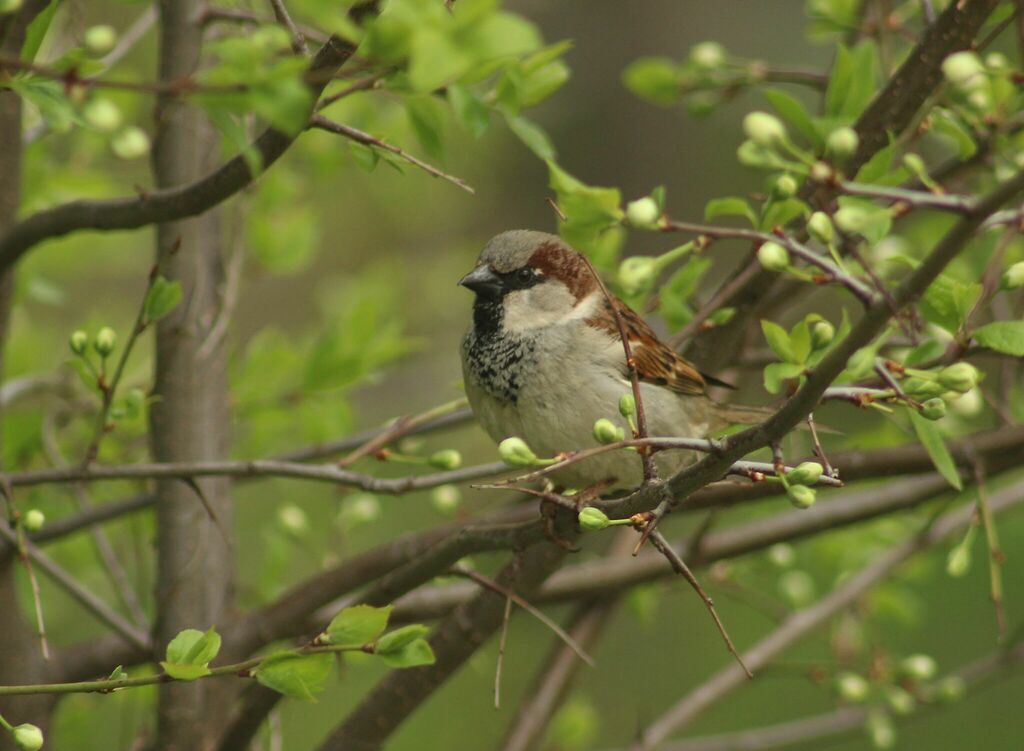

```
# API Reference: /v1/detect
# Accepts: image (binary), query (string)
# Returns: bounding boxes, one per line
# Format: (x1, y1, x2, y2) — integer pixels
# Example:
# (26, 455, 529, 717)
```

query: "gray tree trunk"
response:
(150, 1, 235, 748)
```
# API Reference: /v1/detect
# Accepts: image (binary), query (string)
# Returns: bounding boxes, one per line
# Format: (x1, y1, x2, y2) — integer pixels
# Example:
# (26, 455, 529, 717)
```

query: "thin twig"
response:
(267, 0, 308, 54)
(339, 398, 468, 467)
(494, 596, 512, 709)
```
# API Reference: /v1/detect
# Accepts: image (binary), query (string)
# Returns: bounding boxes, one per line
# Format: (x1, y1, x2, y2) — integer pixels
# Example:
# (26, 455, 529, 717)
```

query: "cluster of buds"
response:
(592, 418, 626, 445)
(69, 327, 118, 358)
(897, 362, 982, 421)
(782, 461, 823, 509)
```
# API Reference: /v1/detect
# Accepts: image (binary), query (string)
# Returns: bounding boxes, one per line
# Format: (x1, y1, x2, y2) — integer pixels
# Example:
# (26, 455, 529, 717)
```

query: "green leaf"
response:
(405, 97, 445, 159)
(376, 624, 430, 654)
(921, 275, 982, 334)
(788, 320, 812, 363)
(909, 411, 962, 490)
(254, 652, 333, 702)
(447, 84, 490, 138)
(409, 26, 472, 92)
(506, 115, 556, 160)
(762, 88, 820, 145)
(704, 197, 755, 226)
(825, 41, 878, 121)
(761, 320, 796, 363)
(144, 277, 183, 323)
(160, 627, 221, 680)
(854, 139, 896, 183)
(658, 258, 711, 330)
(931, 109, 977, 160)
(378, 638, 436, 668)
(973, 321, 1024, 356)
(547, 161, 623, 252)
(251, 67, 314, 136)
(622, 57, 679, 106)
(21, 0, 58, 62)
(760, 198, 809, 231)
(160, 662, 211, 681)
(324, 604, 392, 646)
(763, 361, 805, 394)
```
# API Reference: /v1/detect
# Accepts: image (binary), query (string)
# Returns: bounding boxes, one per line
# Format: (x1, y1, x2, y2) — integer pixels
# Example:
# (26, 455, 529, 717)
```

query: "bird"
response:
(459, 229, 770, 491)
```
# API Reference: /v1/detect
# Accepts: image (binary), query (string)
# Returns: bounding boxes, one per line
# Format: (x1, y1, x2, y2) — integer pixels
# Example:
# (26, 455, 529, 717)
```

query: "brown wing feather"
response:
(589, 297, 707, 396)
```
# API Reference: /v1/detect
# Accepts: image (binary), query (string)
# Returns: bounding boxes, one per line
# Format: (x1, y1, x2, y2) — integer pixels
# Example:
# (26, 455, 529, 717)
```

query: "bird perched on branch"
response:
(459, 230, 770, 491)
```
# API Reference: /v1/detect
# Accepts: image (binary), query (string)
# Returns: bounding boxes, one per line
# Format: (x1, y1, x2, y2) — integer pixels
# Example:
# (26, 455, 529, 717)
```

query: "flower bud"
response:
(836, 672, 870, 702)
(778, 569, 815, 606)
(12, 724, 43, 751)
(592, 418, 625, 445)
(1001, 261, 1024, 289)
(83, 97, 122, 133)
(618, 256, 658, 294)
(338, 492, 380, 526)
(942, 51, 985, 88)
(743, 111, 787, 147)
(772, 174, 797, 198)
(937, 362, 979, 393)
(428, 449, 462, 470)
(886, 686, 916, 715)
(948, 387, 983, 417)
(431, 484, 461, 514)
(757, 241, 790, 272)
(277, 504, 309, 537)
(809, 160, 834, 183)
(786, 483, 816, 509)
(807, 211, 834, 244)
(902, 152, 927, 176)
(946, 539, 972, 577)
(94, 327, 117, 356)
(935, 675, 965, 702)
(826, 127, 859, 160)
(834, 206, 870, 234)
(787, 461, 823, 486)
(767, 542, 795, 568)
(625, 197, 661, 228)
(618, 393, 636, 418)
(578, 507, 610, 531)
(810, 319, 835, 349)
(23, 509, 45, 532)
(900, 654, 937, 680)
(689, 41, 726, 69)
(498, 437, 538, 467)
(902, 377, 947, 399)
(84, 24, 118, 56)
(110, 126, 151, 159)
(69, 330, 89, 355)
(919, 397, 946, 421)
(866, 709, 896, 750)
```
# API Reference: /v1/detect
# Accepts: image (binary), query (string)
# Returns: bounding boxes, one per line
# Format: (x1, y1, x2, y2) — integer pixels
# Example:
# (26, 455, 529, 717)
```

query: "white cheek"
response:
(501, 286, 597, 333)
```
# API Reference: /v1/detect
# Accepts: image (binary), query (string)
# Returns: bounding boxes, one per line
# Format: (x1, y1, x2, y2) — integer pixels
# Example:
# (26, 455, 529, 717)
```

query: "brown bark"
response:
(150, 0, 235, 748)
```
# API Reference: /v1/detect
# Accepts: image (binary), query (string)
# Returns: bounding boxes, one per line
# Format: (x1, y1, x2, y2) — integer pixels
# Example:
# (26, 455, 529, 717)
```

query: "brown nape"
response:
(527, 240, 597, 300)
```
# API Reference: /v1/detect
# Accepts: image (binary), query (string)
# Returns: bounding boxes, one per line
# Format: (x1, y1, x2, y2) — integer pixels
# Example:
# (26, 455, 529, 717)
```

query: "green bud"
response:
(83, 97, 122, 133)
(886, 686, 916, 716)
(737, 140, 777, 169)
(498, 437, 538, 467)
(690, 41, 726, 69)
(778, 569, 815, 607)
(942, 51, 986, 89)
(902, 377, 948, 399)
(23, 509, 45, 532)
(946, 538, 972, 577)
(948, 388, 983, 417)
(94, 327, 117, 356)
(787, 461, 823, 486)
(809, 160, 834, 183)
(807, 211, 834, 244)
(618, 393, 636, 419)
(743, 111, 787, 147)
(125, 388, 145, 418)
(618, 256, 658, 294)
(592, 418, 625, 445)
(772, 174, 798, 198)
(935, 675, 966, 703)
(902, 153, 927, 176)
(110, 126, 151, 159)
(757, 241, 790, 272)
(810, 319, 835, 349)
(767, 542, 795, 568)
(431, 484, 461, 514)
(12, 724, 43, 751)
(84, 24, 118, 56)
(686, 91, 720, 117)
(69, 330, 89, 355)
(919, 397, 947, 421)
(1001, 260, 1024, 289)
(277, 504, 309, 537)
(900, 654, 938, 681)
(578, 506, 610, 531)
(338, 492, 380, 526)
(937, 362, 979, 393)
(786, 483, 816, 509)
(866, 709, 896, 750)
(826, 127, 859, 160)
(836, 672, 870, 702)
(625, 197, 661, 228)
(428, 449, 462, 470)
(833, 206, 870, 234)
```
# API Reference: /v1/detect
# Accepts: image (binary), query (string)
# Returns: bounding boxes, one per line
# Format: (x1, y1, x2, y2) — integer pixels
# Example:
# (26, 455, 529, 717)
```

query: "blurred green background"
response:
(5, 1, 1023, 749)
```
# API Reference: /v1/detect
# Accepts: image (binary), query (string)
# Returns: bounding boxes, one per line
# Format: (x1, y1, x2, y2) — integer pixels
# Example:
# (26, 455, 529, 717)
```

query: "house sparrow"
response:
(459, 230, 769, 491)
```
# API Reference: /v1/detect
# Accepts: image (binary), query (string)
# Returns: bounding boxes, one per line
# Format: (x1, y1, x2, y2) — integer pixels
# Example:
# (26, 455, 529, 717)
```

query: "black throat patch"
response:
(464, 299, 536, 404)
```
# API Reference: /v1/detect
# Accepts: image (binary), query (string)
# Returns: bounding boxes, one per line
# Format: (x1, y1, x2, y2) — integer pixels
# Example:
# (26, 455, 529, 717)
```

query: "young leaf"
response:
(378, 638, 436, 669)
(376, 625, 430, 655)
(323, 604, 392, 646)
(704, 197, 756, 226)
(622, 57, 679, 105)
(506, 115, 556, 160)
(762, 88, 819, 144)
(763, 362, 805, 394)
(254, 652, 333, 702)
(909, 411, 962, 491)
(160, 626, 221, 680)
(761, 320, 797, 363)
(972, 321, 1024, 356)
(144, 277, 183, 323)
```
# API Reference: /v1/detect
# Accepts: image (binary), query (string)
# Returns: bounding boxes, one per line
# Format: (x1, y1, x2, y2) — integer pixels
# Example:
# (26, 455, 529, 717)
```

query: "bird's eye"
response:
(516, 268, 534, 282)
